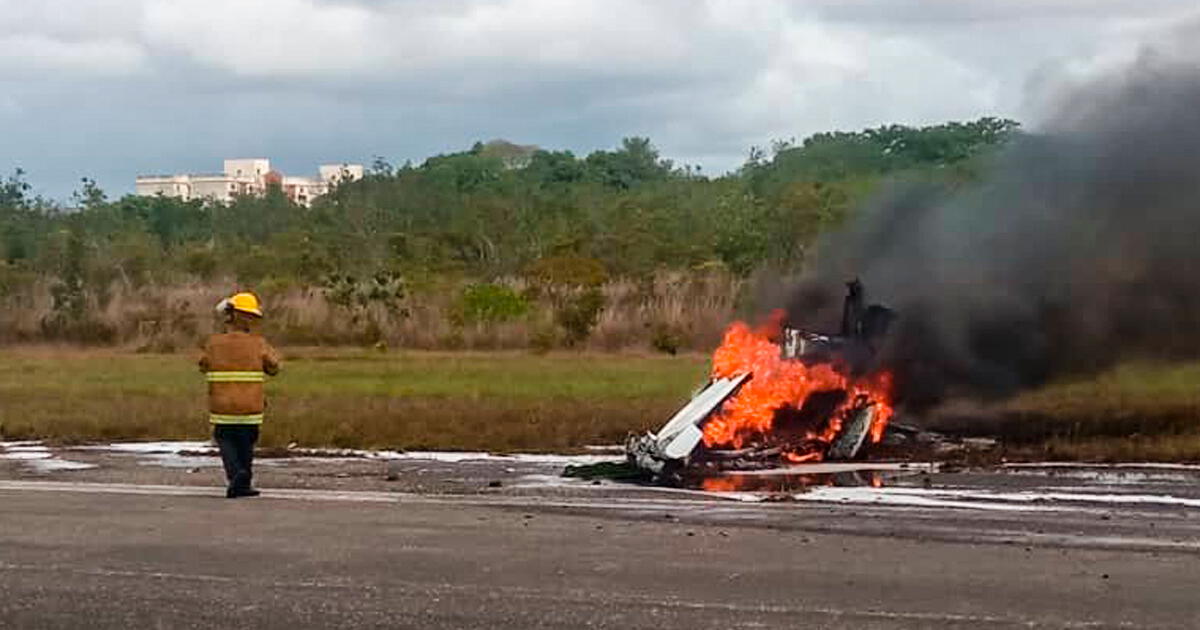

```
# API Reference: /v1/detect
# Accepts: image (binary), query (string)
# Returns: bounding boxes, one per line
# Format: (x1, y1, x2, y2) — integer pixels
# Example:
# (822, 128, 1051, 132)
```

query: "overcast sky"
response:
(0, 0, 1196, 200)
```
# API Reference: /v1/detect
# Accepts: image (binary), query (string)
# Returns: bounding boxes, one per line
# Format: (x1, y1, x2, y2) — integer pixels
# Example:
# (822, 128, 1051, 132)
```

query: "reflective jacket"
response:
(198, 331, 281, 424)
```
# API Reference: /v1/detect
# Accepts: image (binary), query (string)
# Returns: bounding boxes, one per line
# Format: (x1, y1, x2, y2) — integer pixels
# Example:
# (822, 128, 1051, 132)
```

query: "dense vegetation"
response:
(0, 118, 1019, 350)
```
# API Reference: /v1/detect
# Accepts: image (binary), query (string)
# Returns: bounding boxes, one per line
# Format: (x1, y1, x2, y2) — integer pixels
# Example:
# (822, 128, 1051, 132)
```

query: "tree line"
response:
(0, 117, 1019, 346)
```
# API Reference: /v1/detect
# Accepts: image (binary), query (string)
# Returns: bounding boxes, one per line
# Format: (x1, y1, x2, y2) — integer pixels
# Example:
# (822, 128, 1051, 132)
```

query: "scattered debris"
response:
(563, 460, 649, 482)
(384, 461, 401, 481)
(961, 437, 999, 450)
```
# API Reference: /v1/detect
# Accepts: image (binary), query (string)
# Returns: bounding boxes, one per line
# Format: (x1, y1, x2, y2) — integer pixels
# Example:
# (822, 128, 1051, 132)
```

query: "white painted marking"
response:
(1006, 469, 1199, 484)
(136, 455, 223, 469)
(1005, 462, 1200, 472)
(4, 445, 51, 453)
(506, 474, 767, 502)
(726, 462, 938, 476)
(0, 441, 43, 448)
(71, 441, 615, 466)
(26, 459, 96, 472)
(0, 480, 743, 509)
(0, 450, 52, 460)
(796, 487, 1062, 512)
(582, 444, 624, 453)
(72, 441, 213, 454)
(797, 486, 1200, 510)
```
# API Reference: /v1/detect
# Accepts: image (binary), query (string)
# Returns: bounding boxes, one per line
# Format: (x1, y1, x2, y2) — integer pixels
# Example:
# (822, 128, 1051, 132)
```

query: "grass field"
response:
(0, 348, 710, 452)
(2, 348, 1198, 460)
(1001, 362, 1200, 461)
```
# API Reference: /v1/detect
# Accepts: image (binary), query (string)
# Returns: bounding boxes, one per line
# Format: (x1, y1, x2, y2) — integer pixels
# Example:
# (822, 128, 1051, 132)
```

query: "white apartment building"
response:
(135, 158, 363, 206)
(283, 163, 365, 206)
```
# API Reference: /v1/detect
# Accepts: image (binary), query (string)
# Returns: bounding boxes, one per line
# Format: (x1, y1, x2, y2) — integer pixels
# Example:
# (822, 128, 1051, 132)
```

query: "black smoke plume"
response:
(788, 50, 1200, 410)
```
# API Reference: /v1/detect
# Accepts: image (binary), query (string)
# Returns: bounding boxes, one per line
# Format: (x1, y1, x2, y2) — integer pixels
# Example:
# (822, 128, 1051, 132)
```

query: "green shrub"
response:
(0, 262, 36, 299)
(183, 247, 218, 281)
(526, 255, 608, 288)
(650, 322, 686, 355)
(555, 288, 606, 347)
(529, 324, 559, 354)
(322, 272, 409, 316)
(456, 283, 530, 324)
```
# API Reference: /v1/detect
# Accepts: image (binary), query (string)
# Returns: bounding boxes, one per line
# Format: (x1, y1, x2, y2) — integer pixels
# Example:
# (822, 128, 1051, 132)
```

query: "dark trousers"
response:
(214, 425, 260, 491)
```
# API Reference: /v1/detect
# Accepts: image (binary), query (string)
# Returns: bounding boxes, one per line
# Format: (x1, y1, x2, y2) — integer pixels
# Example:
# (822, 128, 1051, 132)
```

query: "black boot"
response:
(227, 485, 260, 498)
(228, 470, 259, 498)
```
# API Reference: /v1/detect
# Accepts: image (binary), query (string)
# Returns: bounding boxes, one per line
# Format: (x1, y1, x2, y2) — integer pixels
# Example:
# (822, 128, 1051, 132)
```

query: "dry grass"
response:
(0, 348, 709, 451)
(0, 272, 745, 352)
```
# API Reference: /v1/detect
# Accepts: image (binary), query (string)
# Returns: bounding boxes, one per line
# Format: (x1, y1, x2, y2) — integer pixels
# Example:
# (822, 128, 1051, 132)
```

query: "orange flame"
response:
(701, 313, 895, 460)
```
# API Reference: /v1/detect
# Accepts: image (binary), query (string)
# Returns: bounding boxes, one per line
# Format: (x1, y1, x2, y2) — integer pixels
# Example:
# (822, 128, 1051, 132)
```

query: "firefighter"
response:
(199, 292, 281, 498)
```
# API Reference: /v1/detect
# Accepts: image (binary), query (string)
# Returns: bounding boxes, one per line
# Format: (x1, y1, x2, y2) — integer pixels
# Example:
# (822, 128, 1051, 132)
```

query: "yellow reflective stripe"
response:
(206, 371, 265, 383)
(210, 413, 264, 425)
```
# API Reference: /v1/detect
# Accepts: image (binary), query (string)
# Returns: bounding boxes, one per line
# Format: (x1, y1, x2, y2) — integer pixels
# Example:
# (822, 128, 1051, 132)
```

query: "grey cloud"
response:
(0, 0, 1191, 200)
(807, 0, 1193, 25)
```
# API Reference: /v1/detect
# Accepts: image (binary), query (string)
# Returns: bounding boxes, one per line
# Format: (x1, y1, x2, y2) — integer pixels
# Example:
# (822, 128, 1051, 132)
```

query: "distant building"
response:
(135, 159, 363, 206)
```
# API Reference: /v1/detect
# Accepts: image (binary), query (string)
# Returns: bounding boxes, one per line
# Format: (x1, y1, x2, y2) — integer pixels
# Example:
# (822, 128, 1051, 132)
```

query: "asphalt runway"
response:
(1, 477, 1198, 629)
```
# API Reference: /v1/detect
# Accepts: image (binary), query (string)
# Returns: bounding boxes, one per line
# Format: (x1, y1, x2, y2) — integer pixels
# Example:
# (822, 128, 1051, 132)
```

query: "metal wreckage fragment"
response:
(626, 280, 893, 481)
(625, 374, 752, 477)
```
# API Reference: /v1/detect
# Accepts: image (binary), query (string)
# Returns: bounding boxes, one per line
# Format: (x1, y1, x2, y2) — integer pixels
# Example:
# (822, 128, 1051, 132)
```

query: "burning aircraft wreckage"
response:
(626, 281, 898, 483)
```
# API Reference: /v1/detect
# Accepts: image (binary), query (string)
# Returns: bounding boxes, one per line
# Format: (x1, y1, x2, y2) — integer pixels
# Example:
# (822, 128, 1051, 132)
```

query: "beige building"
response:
(135, 158, 363, 206)
(319, 163, 365, 183)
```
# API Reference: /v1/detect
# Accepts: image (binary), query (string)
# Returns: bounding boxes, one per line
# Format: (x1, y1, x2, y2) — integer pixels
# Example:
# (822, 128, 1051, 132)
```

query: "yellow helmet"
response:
(227, 292, 263, 317)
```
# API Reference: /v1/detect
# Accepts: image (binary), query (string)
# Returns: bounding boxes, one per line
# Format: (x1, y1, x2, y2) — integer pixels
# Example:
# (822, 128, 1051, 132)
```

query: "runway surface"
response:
(2, 467, 1199, 629)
